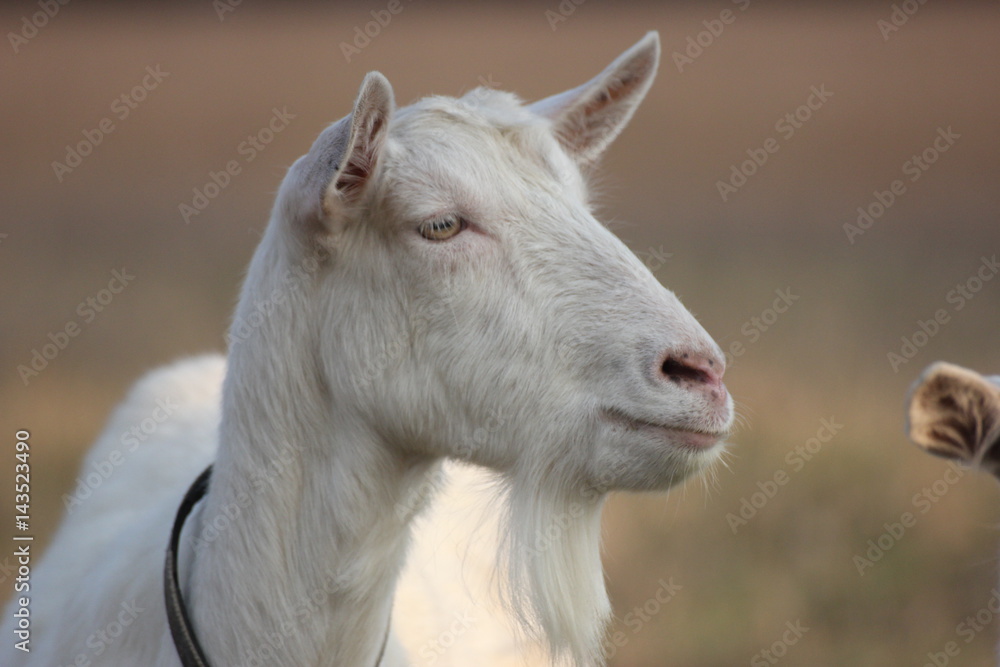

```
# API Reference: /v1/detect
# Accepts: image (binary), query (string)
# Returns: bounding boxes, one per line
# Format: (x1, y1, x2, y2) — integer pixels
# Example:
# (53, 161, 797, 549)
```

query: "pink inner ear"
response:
(579, 67, 652, 119)
(530, 35, 660, 165)
(334, 151, 373, 199)
(331, 73, 393, 203)
(335, 114, 387, 199)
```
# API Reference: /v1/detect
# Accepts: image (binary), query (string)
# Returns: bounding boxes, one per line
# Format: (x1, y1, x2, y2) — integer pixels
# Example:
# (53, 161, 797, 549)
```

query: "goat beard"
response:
(496, 469, 611, 667)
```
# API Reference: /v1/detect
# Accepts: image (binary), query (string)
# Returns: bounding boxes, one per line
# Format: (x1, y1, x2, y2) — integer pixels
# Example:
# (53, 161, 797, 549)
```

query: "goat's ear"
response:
(321, 71, 394, 217)
(906, 362, 1000, 478)
(529, 31, 660, 165)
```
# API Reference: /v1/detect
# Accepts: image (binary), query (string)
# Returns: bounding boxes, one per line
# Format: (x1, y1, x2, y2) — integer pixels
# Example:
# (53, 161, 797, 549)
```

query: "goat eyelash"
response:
(417, 215, 466, 241)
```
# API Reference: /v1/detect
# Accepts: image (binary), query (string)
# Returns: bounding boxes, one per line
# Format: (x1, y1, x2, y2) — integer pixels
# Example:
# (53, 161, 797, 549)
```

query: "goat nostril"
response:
(661, 357, 711, 386)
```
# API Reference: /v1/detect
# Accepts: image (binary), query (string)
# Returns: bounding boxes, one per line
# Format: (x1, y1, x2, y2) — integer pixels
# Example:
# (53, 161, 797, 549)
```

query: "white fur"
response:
(2, 32, 734, 667)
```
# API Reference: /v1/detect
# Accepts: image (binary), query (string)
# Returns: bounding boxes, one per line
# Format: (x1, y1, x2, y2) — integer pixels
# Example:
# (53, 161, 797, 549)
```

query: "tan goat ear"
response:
(906, 362, 1000, 477)
(528, 32, 660, 165)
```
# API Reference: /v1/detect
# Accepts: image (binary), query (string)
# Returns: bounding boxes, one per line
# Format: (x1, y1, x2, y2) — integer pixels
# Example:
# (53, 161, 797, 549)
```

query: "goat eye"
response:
(418, 216, 464, 241)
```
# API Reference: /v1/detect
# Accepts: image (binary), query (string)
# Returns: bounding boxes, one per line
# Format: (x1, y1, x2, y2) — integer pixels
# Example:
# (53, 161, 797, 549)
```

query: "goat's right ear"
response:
(529, 32, 660, 165)
(906, 362, 1000, 477)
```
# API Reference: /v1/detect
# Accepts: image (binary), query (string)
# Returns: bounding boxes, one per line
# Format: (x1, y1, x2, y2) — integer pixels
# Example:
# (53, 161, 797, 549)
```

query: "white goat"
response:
(2, 32, 733, 667)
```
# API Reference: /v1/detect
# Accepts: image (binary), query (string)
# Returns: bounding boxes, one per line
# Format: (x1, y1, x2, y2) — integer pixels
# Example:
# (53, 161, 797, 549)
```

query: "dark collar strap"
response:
(164, 465, 213, 667)
(164, 464, 391, 666)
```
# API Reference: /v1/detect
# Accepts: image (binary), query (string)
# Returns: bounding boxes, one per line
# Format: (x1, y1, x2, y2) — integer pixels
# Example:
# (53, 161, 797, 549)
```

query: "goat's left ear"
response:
(322, 71, 394, 217)
(281, 72, 394, 244)
(529, 31, 660, 165)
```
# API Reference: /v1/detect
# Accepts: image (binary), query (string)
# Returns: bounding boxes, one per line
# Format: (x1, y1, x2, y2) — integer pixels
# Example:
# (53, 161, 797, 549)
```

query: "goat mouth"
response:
(601, 408, 728, 450)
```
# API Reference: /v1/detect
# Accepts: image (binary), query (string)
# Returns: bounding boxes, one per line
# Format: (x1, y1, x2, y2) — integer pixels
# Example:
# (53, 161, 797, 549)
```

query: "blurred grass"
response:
(1, 2, 999, 665)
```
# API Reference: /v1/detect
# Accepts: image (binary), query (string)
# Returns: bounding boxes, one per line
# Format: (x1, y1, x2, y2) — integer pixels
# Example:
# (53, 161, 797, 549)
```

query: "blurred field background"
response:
(1, 1, 999, 665)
